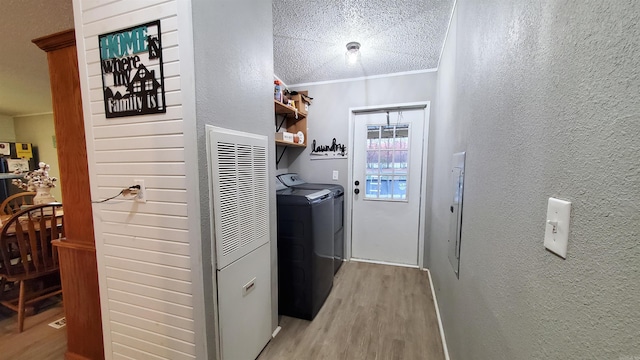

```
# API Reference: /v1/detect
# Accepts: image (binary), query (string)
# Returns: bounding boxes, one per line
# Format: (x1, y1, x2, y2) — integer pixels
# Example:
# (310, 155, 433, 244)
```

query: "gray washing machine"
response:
(277, 173, 345, 274)
(276, 180, 334, 320)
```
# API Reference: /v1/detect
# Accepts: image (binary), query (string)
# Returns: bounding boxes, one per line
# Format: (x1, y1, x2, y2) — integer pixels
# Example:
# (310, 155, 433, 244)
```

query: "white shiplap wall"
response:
(73, 1, 205, 359)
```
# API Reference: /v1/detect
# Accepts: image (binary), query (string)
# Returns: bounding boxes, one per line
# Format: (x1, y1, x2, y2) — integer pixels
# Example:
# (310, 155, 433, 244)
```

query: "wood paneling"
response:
(56, 241, 104, 360)
(33, 30, 104, 360)
(34, 32, 95, 246)
(74, 1, 198, 357)
(30, 29, 76, 52)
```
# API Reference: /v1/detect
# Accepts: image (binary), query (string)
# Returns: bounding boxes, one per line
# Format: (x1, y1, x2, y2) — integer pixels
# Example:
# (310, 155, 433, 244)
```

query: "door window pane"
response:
(394, 151, 409, 173)
(381, 126, 395, 138)
(391, 176, 407, 200)
(367, 126, 380, 150)
(365, 175, 380, 197)
(363, 123, 411, 200)
(378, 175, 392, 199)
(379, 150, 392, 170)
(394, 126, 409, 147)
(366, 150, 380, 175)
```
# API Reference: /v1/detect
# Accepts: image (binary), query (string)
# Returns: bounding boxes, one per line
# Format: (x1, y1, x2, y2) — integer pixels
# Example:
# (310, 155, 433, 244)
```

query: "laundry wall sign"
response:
(310, 138, 348, 160)
(99, 20, 166, 118)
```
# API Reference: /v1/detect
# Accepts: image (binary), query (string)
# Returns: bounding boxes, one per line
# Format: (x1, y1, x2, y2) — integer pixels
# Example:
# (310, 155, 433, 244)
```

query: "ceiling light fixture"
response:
(345, 41, 361, 65)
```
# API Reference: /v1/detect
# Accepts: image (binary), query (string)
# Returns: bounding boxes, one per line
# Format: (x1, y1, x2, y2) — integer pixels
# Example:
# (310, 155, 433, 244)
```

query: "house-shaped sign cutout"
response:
(99, 20, 166, 118)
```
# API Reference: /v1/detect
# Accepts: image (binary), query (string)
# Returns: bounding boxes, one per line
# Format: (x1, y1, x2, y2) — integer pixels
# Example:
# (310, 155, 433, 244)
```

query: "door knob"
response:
(354, 180, 360, 186)
(354, 188, 360, 194)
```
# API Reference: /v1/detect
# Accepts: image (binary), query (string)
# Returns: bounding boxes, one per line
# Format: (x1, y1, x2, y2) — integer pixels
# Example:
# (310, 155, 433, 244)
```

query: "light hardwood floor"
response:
(0, 299, 66, 360)
(0, 263, 445, 360)
(258, 261, 445, 360)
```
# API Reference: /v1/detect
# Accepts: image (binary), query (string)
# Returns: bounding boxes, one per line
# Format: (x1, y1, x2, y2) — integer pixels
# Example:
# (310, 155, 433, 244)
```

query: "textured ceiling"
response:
(0, 0, 74, 116)
(0, 0, 454, 116)
(273, 0, 455, 85)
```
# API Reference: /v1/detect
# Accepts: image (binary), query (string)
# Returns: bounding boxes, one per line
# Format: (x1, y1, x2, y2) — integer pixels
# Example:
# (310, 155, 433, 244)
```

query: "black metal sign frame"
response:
(99, 20, 166, 118)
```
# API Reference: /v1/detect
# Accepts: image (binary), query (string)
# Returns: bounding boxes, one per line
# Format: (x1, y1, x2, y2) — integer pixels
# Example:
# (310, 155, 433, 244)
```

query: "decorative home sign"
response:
(99, 20, 166, 118)
(310, 138, 348, 160)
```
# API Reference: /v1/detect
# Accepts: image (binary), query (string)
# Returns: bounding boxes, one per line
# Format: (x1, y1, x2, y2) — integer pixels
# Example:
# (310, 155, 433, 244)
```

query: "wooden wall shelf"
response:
(274, 99, 307, 149)
(274, 100, 306, 119)
(275, 140, 306, 148)
(274, 94, 309, 169)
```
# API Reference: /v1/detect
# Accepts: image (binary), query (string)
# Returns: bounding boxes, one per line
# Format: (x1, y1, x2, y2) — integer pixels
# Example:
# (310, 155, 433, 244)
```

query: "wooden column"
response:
(33, 30, 104, 360)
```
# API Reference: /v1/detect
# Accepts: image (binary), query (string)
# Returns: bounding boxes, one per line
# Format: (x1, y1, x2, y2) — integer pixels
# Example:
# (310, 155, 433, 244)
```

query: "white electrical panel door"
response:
(207, 126, 270, 270)
(448, 152, 466, 278)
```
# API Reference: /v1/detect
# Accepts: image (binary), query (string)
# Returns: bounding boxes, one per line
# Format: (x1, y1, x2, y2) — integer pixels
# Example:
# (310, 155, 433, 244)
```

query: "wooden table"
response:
(0, 207, 65, 332)
(0, 208, 64, 277)
(0, 209, 64, 236)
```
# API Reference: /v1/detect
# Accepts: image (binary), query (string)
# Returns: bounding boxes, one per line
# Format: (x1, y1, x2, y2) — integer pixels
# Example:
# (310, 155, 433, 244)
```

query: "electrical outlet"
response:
(333, 170, 339, 180)
(134, 179, 146, 203)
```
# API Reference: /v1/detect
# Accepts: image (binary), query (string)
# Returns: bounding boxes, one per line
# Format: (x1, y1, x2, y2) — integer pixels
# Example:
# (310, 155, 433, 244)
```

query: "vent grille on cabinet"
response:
(217, 142, 241, 256)
(237, 144, 254, 248)
(208, 127, 270, 270)
(253, 146, 268, 240)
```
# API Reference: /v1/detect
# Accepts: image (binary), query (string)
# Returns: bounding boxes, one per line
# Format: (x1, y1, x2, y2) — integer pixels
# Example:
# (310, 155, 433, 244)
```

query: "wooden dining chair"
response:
(0, 203, 64, 332)
(0, 192, 36, 216)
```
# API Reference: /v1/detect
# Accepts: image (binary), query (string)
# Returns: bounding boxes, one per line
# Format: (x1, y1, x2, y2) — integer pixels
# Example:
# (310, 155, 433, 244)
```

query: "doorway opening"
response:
(347, 102, 430, 268)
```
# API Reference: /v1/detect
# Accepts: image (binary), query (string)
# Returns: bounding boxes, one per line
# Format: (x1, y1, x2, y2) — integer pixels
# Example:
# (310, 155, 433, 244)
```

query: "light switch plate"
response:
(332, 170, 339, 180)
(544, 197, 571, 258)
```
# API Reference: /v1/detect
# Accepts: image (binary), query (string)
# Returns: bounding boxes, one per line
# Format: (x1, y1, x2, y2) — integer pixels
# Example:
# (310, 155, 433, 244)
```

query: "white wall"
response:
(430, 1, 640, 359)
(0, 114, 16, 142)
(74, 0, 275, 358)
(288, 72, 438, 263)
(190, 0, 277, 354)
(73, 1, 205, 358)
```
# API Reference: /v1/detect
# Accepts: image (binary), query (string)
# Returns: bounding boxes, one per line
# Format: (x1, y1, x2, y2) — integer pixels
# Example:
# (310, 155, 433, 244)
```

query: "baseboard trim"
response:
(272, 326, 282, 338)
(350, 258, 419, 269)
(65, 352, 92, 360)
(426, 268, 451, 360)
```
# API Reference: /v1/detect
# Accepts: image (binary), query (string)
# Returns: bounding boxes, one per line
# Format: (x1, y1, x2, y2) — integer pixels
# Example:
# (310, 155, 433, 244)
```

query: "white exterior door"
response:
(351, 109, 425, 266)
